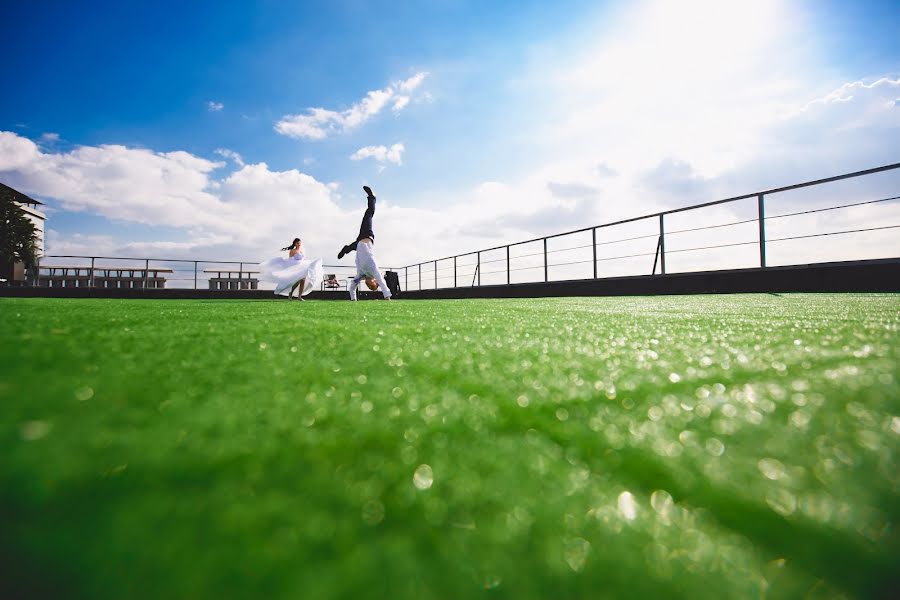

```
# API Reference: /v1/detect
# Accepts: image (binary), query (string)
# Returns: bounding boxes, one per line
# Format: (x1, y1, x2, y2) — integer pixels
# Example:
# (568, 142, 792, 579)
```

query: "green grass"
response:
(1, 295, 898, 599)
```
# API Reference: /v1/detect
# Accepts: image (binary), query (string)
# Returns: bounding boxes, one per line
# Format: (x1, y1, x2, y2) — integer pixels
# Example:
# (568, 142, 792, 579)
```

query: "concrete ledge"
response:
(398, 258, 900, 299)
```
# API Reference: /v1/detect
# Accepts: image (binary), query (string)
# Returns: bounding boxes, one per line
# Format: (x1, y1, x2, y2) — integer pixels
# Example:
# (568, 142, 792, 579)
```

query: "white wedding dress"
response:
(259, 251, 323, 297)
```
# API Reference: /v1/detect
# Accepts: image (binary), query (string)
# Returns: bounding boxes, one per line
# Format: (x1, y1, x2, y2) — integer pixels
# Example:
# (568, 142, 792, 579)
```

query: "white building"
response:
(1, 182, 47, 282)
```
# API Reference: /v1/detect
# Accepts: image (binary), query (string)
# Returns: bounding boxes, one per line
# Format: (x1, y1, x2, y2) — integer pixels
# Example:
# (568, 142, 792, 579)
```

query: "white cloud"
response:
(207, 101, 224, 112)
(41, 132, 60, 142)
(0, 136, 231, 230)
(350, 143, 405, 166)
(0, 130, 545, 269)
(398, 72, 428, 93)
(594, 163, 617, 178)
(547, 181, 598, 199)
(798, 77, 900, 114)
(274, 72, 428, 140)
(214, 148, 245, 167)
(0, 131, 372, 264)
(392, 96, 411, 112)
(0, 131, 41, 171)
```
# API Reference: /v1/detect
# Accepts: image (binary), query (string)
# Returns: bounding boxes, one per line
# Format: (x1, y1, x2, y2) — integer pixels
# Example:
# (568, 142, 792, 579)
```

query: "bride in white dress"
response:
(259, 238, 323, 300)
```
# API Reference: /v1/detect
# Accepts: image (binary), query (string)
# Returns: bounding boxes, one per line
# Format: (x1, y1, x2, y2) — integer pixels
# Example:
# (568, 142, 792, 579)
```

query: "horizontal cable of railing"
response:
(453, 223, 900, 278)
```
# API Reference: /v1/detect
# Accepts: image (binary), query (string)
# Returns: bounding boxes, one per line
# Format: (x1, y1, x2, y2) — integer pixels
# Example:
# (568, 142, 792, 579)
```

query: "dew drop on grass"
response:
(651, 490, 674, 523)
(766, 489, 797, 516)
(400, 445, 417, 465)
(790, 411, 811, 429)
(20, 420, 50, 441)
(617, 491, 638, 521)
(75, 386, 94, 401)
(564, 537, 591, 572)
(413, 464, 433, 490)
(361, 500, 385, 525)
(758, 458, 786, 480)
(705, 438, 725, 456)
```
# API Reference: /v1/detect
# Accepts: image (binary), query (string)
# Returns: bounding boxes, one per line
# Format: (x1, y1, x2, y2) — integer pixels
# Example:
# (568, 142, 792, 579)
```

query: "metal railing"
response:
(26, 163, 900, 294)
(399, 162, 900, 291)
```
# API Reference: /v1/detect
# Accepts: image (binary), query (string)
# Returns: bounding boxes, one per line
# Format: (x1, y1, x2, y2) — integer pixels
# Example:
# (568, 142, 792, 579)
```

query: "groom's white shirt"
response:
(349, 238, 391, 300)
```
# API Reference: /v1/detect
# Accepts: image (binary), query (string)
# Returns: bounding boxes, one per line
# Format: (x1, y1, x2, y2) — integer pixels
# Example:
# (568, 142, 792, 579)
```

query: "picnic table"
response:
(203, 268, 260, 290)
(38, 265, 174, 289)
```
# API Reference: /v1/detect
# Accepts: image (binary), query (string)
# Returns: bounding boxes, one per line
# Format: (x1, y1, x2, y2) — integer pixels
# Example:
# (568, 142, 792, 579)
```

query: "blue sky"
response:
(1, 0, 898, 270)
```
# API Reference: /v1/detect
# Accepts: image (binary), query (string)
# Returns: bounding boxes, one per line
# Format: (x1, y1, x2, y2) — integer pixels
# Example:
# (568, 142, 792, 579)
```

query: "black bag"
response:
(385, 270, 401, 297)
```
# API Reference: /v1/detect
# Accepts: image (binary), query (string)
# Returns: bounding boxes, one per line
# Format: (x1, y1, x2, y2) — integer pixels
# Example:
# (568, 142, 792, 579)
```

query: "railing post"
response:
(758, 193, 766, 268)
(144, 259, 149, 290)
(652, 237, 661, 275)
(89, 257, 95, 288)
(434, 260, 437, 289)
(194, 261, 198, 289)
(477, 252, 481, 286)
(543, 238, 548, 282)
(592, 228, 597, 279)
(658, 215, 666, 275)
(506, 246, 510, 285)
(454, 256, 457, 288)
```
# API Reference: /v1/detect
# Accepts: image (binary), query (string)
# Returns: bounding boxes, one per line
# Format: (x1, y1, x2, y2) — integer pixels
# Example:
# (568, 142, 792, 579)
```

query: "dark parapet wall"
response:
(398, 258, 900, 299)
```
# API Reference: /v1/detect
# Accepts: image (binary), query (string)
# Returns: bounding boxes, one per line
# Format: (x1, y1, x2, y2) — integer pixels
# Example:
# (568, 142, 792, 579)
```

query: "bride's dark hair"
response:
(282, 238, 301, 251)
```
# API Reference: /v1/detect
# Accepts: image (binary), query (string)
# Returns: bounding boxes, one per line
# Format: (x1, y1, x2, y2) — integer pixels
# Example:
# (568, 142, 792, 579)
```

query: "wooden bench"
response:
(37, 265, 91, 288)
(94, 267, 173, 289)
(203, 268, 260, 290)
(37, 265, 173, 289)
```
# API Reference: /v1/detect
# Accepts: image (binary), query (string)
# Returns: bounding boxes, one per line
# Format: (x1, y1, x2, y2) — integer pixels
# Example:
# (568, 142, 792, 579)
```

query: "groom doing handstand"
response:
(339, 185, 392, 301)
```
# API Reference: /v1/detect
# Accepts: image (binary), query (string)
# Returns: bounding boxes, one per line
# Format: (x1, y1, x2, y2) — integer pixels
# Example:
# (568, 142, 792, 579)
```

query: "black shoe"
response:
(338, 245, 349, 259)
(363, 185, 374, 198)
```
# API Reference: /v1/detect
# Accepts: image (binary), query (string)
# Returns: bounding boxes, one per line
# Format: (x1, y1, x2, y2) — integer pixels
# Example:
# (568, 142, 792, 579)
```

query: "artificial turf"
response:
(0, 295, 898, 599)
